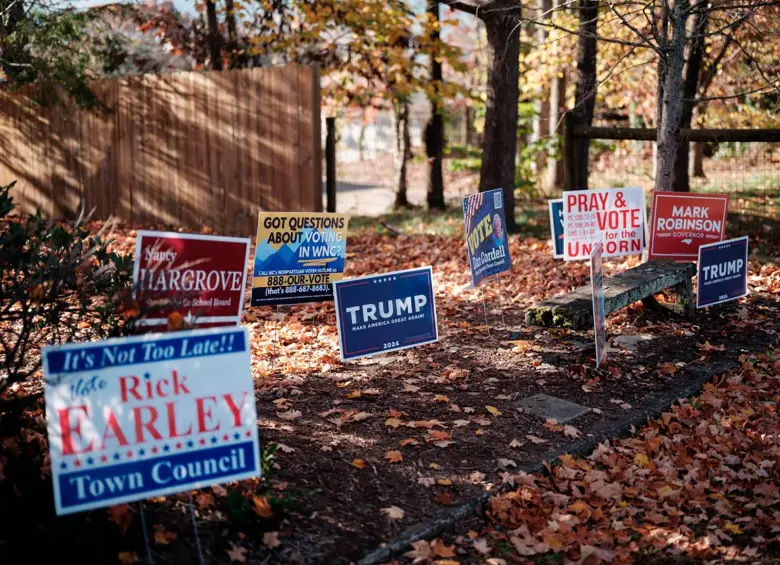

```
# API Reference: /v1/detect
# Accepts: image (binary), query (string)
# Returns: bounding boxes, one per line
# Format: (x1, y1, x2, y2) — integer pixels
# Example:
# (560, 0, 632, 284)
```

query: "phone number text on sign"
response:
(563, 187, 646, 261)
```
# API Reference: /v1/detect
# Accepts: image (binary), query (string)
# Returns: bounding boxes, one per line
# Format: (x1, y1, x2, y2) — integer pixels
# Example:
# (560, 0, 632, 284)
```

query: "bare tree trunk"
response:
(546, 70, 566, 190)
(224, 0, 238, 66)
(693, 142, 705, 176)
(654, 0, 690, 193)
(532, 0, 551, 176)
(358, 108, 368, 162)
(671, 10, 707, 192)
(569, 0, 599, 190)
(480, 11, 521, 231)
(394, 102, 411, 208)
(425, 0, 445, 210)
(205, 0, 223, 71)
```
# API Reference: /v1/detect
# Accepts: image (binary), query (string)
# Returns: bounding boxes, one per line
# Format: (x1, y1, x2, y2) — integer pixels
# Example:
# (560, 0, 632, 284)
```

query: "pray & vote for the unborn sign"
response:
(43, 327, 260, 515)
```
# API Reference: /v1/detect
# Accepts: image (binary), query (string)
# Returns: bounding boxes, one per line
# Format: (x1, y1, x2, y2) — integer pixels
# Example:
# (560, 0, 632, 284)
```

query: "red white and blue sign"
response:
(462, 188, 511, 286)
(42, 327, 260, 515)
(696, 236, 749, 308)
(548, 198, 564, 259)
(333, 267, 438, 361)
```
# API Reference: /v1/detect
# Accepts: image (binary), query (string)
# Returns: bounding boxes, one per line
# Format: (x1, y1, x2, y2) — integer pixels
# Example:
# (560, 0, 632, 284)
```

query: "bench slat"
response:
(526, 259, 696, 329)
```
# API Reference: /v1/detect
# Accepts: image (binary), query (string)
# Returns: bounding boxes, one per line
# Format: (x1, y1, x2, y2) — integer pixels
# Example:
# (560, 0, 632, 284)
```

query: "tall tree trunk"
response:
(205, 0, 223, 71)
(693, 142, 705, 176)
(394, 102, 411, 208)
(569, 0, 599, 190)
(479, 10, 521, 231)
(465, 104, 477, 147)
(670, 10, 707, 192)
(532, 0, 551, 177)
(358, 108, 368, 161)
(425, 0, 445, 210)
(654, 0, 690, 193)
(546, 70, 566, 190)
(224, 0, 238, 67)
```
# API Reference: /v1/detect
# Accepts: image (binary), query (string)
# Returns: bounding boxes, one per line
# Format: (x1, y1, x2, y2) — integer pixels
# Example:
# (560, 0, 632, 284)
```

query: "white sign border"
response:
(333, 266, 439, 362)
(696, 235, 749, 309)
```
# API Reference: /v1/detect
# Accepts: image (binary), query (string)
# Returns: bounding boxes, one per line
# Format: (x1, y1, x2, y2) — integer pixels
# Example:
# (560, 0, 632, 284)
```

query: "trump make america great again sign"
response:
(133, 231, 251, 329)
(334, 267, 438, 361)
(43, 327, 260, 515)
(563, 187, 646, 261)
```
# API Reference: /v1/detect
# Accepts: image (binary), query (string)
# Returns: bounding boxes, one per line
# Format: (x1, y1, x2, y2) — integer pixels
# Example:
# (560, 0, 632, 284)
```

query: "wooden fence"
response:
(0, 65, 322, 236)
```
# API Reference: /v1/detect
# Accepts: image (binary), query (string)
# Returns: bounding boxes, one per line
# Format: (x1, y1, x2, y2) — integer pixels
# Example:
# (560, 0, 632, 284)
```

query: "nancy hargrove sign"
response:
(563, 187, 646, 261)
(333, 266, 439, 361)
(43, 327, 260, 515)
(133, 231, 251, 329)
(251, 212, 350, 306)
(462, 189, 511, 286)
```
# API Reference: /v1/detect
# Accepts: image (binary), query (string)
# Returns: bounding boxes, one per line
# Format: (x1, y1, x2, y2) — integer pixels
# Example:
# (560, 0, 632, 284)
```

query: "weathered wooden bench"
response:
(525, 259, 696, 330)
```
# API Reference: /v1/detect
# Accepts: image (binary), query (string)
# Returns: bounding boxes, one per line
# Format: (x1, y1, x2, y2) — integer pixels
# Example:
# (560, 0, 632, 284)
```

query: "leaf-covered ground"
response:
(392, 347, 780, 565)
(0, 206, 778, 565)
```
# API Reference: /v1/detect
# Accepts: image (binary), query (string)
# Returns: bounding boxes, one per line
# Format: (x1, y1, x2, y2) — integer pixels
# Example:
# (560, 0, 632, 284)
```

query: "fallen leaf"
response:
(352, 412, 372, 422)
(418, 477, 436, 487)
(382, 506, 405, 520)
(212, 485, 227, 496)
(434, 492, 454, 505)
(385, 417, 403, 428)
(117, 552, 138, 565)
(725, 522, 743, 535)
(405, 540, 431, 562)
(497, 458, 517, 469)
(463, 407, 475, 414)
(153, 525, 177, 545)
(634, 453, 650, 468)
(252, 495, 274, 518)
(108, 505, 133, 536)
(486, 405, 502, 416)
(196, 493, 215, 508)
(509, 439, 525, 448)
(400, 438, 420, 447)
(262, 531, 281, 548)
(277, 410, 302, 421)
(345, 390, 361, 399)
(226, 543, 247, 563)
(352, 458, 366, 469)
(431, 540, 456, 558)
(452, 419, 471, 427)
(526, 435, 548, 444)
(434, 394, 450, 402)
(384, 450, 403, 463)
(473, 537, 491, 554)
(276, 443, 295, 453)
(563, 425, 581, 438)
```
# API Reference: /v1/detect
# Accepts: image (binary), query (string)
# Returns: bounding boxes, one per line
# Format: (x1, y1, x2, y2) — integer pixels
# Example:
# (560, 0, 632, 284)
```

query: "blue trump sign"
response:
(697, 236, 749, 308)
(333, 267, 439, 361)
(548, 198, 564, 259)
(462, 188, 511, 286)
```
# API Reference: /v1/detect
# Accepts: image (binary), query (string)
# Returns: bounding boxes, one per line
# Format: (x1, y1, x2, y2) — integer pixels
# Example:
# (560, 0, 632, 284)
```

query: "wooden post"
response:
(563, 112, 575, 191)
(325, 117, 336, 213)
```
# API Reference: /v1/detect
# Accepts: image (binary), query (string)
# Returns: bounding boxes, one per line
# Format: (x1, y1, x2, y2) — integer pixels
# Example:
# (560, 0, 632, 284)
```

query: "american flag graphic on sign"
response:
(463, 192, 485, 234)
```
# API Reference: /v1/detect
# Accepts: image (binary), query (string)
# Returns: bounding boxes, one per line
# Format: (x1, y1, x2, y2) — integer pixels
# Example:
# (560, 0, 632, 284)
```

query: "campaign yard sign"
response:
(590, 242, 607, 367)
(133, 231, 251, 329)
(649, 193, 729, 260)
(462, 188, 511, 286)
(42, 327, 260, 515)
(251, 213, 350, 306)
(563, 187, 646, 261)
(548, 198, 564, 259)
(696, 236, 749, 308)
(333, 267, 438, 361)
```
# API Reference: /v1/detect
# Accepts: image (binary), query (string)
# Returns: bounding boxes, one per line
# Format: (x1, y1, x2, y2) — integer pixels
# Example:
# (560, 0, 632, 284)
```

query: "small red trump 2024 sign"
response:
(133, 231, 251, 329)
(649, 193, 729, 260)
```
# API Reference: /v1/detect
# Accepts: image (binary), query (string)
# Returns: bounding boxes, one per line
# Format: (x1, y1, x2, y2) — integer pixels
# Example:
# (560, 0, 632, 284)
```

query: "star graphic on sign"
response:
(187, 440, 194, 448)
(126, 450, 133, 458)
(139, 449, 146, 456)
(199, 438, 206, 446)
(60, 462, 67, 470)
(162, 445, 170, 453)
(144, 372, 151, 380)
(211, 437, 218, 444)
(184, 310, 197, 326)
(100, 455, 108, 463)
(245, 430, 252, 438)
(233, 432, 240, 440)
(175, 442, 183, 449)
(86, 457, 94, 466)
(151, 446, 159, 454)
(222, 434, 229, 441)
(113, 453, 121, 461)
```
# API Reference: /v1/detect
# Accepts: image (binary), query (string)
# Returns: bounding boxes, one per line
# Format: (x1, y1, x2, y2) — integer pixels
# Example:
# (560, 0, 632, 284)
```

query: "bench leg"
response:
(675, 278, 694, 320)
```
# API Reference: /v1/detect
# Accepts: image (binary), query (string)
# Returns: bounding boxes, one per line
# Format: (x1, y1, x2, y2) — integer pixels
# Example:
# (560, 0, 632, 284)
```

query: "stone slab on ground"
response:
(518, 393, 590, 423)
(526, 259, 696, 330)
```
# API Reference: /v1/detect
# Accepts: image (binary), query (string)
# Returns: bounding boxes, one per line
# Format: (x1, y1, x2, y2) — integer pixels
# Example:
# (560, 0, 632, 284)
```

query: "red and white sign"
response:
(563, 187, 646, 261)
(133, 231, 251, 329)
(649, 193, 729, 260)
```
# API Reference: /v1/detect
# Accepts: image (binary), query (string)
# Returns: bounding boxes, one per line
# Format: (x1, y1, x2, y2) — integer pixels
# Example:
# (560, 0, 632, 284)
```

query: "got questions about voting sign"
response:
(462, 188, 511, 286)
(333, 267, 438, 361)
(43, 327, 260, 515)
(696, 236, 749, 309)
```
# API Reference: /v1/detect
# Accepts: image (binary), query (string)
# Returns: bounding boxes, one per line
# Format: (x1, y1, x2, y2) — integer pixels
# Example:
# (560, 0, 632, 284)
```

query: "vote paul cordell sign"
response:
(334, 267, 438, 361)
(462, 189, 511, 286)
(43, 327, 260, 515)
(649, 193, 729, 260)
(563, 187, 646, 261)
(133, 231, 251, 329)
(251, 213, 350, 306)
